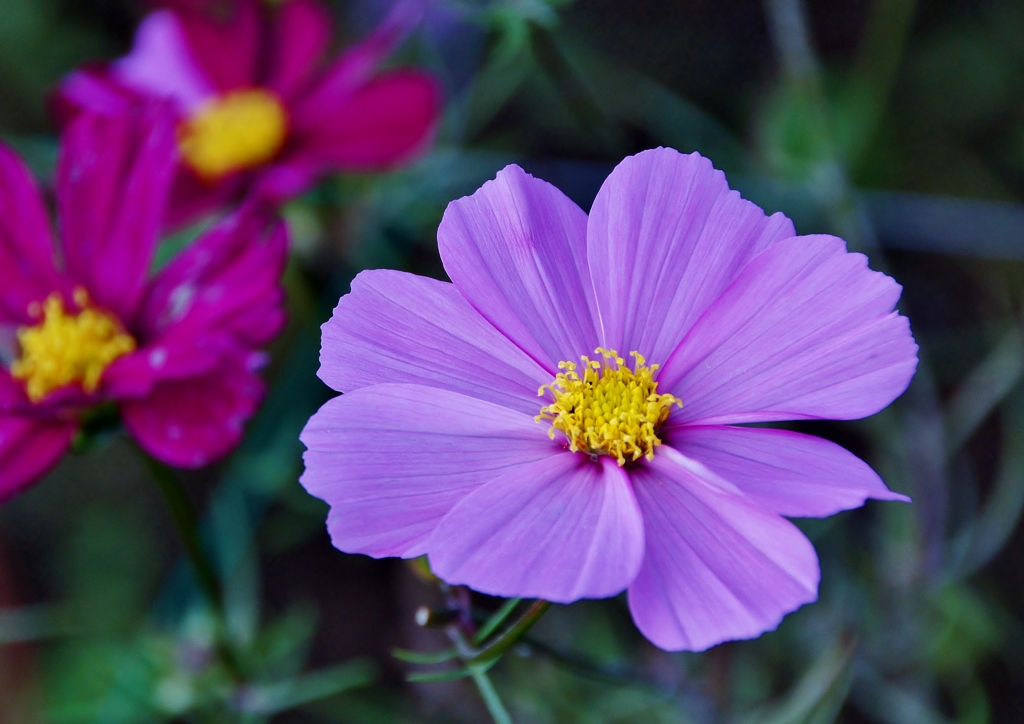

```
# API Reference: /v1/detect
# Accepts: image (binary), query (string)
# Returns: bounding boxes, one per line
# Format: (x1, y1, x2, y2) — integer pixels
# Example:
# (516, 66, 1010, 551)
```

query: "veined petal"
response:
(667, 425, 909, 517)
(111, 10, 214, 112)
(588, 148, 794, 363)
(122, 349, 265, 468)
(428, 455, 645, 603)
(627, 449, 820, 651)
(289, 70, 440, 171)
(318, 269, 549, 413)
(0, 415, 75, 503)
(57, 106, 177, 321)
(136, 205, 287, 346)
(0, 145, 60, 324)
(299, 384, 559, 559)
(659, 235, 918, 424)
(438, 165, 598, 373)
(267, 0, 333, 100)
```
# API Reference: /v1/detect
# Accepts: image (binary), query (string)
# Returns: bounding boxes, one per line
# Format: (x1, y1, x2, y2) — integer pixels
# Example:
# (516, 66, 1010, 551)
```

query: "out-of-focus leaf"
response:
(392, 647, 459, 665)
(234, 660, 376, 715)
(737, 639, 854, 724)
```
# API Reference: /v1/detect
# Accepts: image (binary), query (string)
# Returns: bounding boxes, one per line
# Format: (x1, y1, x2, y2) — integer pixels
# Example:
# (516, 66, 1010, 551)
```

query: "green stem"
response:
(474, 598, 522, 645)
(140, 451, 243, 680)
(469, 663, 513, 724)
(468, 600, 551, 665)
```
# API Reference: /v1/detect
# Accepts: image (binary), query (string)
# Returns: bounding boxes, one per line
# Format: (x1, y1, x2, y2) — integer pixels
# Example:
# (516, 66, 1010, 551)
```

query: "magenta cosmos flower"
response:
(54, 0, 441, 228)
(300, 148, 918, 651)
(0, 106, 287, 502)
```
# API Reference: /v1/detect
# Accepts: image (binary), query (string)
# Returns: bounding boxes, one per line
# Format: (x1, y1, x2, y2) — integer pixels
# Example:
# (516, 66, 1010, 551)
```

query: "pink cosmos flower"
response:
(0, 106, 287, 502)
(299, 148, 918, 651)
(54, 0, 441, 229)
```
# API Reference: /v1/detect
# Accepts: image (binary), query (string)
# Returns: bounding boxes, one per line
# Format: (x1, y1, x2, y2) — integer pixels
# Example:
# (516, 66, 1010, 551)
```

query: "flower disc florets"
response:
(11, 288, 136, 403)
(536, 347, 681, 465)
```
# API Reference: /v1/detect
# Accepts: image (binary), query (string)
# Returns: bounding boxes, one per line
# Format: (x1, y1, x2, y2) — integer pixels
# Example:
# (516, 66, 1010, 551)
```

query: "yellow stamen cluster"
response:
(177, 90, 288, 181)
(11, 289, 136, 403)
(536, 348, 681, 466)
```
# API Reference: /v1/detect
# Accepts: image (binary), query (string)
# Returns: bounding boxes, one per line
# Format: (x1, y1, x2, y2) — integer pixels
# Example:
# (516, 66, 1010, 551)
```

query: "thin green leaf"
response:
(392, 647, 459, 665)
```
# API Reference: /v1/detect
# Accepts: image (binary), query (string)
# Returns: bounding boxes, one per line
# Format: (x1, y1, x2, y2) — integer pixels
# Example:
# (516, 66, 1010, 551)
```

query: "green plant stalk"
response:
(467, 600, 551, 664)
(469, 663, 513, 724)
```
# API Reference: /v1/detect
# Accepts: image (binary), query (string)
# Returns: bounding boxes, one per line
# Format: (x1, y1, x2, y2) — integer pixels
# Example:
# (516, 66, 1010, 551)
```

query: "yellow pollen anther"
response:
(177, 90, 288, 182)
(536, 348, 682, 466)
(11, 290, 136, 403)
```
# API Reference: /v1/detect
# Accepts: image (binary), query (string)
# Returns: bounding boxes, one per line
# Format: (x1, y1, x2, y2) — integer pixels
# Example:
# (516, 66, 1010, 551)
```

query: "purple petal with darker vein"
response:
(667, 425, 909, 517)
(318, 269, 549, 413)
(659, 234, 918, 424)
(0, 415, 76, 502)
(438, 164, 598, 373)
(299, 384, 559, 559)
(627, 448, 819, 651)
(588, 148, 795, 363)
(428, 454, 645, 603)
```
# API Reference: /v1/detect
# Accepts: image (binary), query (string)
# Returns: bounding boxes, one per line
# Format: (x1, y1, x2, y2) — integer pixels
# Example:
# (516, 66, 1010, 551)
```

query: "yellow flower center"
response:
(11, 289, 136, 403)
(536, 347, 682, 466)
(177, 90, 288, 182)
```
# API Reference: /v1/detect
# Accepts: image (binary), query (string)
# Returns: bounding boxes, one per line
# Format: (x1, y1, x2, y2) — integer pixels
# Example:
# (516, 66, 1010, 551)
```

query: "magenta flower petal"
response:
(172, 1, 260, 93)
(110, 10, 214, 112)
(289, 70, 441, 171)
(318, 269, 549, 414)
(122, 351, 265, 468)
(267, 0, 333, 100)
(627, 449, 820, 651)
(668, 425, 909, 517)
(136, 206, 287, 347)
(660, 234, 918, 424)
(588, 148, 795, 362)
(300, 384, 559, 559)
(0, 145, 61, 323)
(57, 106, 177, 320)
(438, 165, 598, 372)
(49, 67, 135, 127)
(428, 455, 645, 603)
(0, 416, 76, 503)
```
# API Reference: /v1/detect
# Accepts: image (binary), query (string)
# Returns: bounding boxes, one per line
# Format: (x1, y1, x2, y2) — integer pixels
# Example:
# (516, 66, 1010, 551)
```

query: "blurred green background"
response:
(3, 0, 1024, 721)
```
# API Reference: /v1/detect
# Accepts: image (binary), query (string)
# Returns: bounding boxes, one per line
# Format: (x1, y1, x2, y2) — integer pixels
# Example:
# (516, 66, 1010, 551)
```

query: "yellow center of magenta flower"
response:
(177, 90, 288, 181)
(11, 289, 136, 403)
(536, 347, 682, 466)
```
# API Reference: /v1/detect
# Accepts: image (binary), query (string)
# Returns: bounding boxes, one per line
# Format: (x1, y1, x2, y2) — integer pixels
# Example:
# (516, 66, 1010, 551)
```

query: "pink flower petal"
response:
(627, 448, 820, 651)
(428, 455, 645, 603)
(438, 165, 599, 373)
(588, 148, 794, 363)
(172, 1, 261, 93)
(51, 67, 136, 124)
(299, 384, 559, 559)
(668, 425, 909, 517)
(659, 235, 918, 424)
(57, 106, 177, 321)
(111, 10, 214, 112)
(288, 70, 440, 172)
(318, 269, 549, 414)
(122, 350, 265, 468)
(290, 0, 424, 123)
(136, 205, 287, 346)
(267, 0, 333, 100)
(0, 145, 60, 324)
(0, 415, 75, 503)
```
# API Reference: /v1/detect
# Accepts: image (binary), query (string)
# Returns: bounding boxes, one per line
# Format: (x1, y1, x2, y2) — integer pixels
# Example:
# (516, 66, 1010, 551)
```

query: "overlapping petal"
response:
(0, 416, 76, 503)
(627, 449, 820, 651)
(667, 425, 909, 517)
(588, 148, 795, 363)
(0, 145, 60, 324)
(267, 0, 333, 100)
(172, 0, 260, 93)
(429, 455, 645, 603)
(318, 270, 549, 413)
(659, 234, 918, 424)
(438, 165, 598, 372)
(57, 106, 177, 320)
(300, 384, 559, 559)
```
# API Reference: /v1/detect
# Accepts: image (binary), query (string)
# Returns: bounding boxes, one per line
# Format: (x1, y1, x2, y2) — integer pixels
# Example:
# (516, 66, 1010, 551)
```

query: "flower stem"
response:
(467, 600, 551, 665)
(469, 663, 513, 724)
